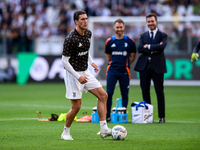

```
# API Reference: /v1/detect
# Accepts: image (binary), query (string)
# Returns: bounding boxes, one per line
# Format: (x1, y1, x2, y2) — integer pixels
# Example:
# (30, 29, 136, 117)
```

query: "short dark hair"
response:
(73, 10, 86, 22)
(114, 18, 124, 25)
(146, 13, 157, 21)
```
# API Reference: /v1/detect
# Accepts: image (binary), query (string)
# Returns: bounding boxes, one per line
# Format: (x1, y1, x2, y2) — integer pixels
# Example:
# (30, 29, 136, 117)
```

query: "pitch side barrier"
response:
(15, 54, 200, 85)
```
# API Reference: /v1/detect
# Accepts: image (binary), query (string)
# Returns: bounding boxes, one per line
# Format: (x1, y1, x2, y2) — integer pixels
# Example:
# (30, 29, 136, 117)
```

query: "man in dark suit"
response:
(134, 13, 167, 123)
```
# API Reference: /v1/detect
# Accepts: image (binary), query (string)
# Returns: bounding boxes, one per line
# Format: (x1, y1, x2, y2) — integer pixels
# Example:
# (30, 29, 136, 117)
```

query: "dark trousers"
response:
(139, 62, 165, 118)
(106, 67, 129, 118)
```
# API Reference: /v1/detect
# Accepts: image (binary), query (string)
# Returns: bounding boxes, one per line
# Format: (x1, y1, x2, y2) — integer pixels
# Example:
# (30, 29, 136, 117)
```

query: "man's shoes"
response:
(158, 118, 165, 123)
(100, 128, 112, 138)
(106, 117, 111, 122)
(106, 113, 111, 122)
(61, 133, 74, 140)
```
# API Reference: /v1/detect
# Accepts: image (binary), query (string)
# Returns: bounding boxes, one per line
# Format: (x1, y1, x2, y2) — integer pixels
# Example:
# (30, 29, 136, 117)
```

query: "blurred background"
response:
(0, 0, 200, 85)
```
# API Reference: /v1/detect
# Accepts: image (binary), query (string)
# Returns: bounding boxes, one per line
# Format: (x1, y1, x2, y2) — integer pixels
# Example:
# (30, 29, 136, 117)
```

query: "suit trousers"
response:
(139, 61, 165, 118)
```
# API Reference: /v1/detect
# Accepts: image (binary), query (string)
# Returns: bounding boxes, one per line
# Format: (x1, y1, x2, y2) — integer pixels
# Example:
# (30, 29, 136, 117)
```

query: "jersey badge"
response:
(78, 43, 83, 47)
(111, 43, 116, 47)
(124, 42, 128, 47)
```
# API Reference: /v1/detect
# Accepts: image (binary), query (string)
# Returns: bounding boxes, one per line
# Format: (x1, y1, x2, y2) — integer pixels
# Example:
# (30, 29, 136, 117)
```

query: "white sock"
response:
(63, 126, 70, 135)
(100, 120, 108, 132)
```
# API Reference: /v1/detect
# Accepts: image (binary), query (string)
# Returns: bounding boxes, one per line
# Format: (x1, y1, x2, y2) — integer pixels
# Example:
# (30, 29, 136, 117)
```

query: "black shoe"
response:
(158, 118, 165, 123)
(106, 113, 111, 122)
(106, 117, 111, 122)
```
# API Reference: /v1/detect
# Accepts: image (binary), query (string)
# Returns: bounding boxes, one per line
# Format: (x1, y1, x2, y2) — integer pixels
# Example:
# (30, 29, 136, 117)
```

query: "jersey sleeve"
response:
(105, 38, 112, 54)
(62, 37, 74, 57)
(128, 37, 136, 53)
(193, 39, 200, 53)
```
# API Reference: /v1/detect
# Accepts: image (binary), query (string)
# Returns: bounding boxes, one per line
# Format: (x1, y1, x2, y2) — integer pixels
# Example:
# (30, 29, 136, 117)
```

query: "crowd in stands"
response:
(0, 0, 200, 55)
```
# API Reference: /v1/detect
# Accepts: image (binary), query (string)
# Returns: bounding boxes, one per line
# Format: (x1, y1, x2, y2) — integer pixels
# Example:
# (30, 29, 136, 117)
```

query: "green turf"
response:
(0, 83, 200, 150)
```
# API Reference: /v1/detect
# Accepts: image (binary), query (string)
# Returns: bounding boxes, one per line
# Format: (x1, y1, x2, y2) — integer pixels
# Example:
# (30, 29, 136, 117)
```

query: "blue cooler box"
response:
(111, 98, 128, 123)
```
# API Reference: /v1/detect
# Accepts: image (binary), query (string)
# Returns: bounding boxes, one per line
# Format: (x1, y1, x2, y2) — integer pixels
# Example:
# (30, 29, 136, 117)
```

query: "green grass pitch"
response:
(0, 83, 200, 150)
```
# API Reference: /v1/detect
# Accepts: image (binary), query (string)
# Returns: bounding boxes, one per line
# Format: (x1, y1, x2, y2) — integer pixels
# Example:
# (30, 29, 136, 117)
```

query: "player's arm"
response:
(128, 37, 136, 64)
(62, 55, 88, 84)
(191, 40, 200, 62)
(105, 38, 111, 61)
(88, 53, 99, 73)
(105, 54, 111, 61)
(130, 53, 136, 64)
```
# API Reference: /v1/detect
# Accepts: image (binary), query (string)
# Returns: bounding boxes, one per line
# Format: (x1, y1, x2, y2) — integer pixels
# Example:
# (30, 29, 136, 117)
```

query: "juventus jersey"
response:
(105, 35, 136, 70)
(62, 29, 91, 71)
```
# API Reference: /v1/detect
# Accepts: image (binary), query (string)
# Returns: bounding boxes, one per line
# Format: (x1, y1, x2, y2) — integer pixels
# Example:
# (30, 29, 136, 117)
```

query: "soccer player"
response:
(61, 10, 111, 140)
(105, 18, 136, 122)
(191, 39, 200, 61)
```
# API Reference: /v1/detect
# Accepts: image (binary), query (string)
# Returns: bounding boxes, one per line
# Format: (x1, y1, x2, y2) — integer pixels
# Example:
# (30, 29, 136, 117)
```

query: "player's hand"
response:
(91, 63, 99, 73)
(191, 53, 199, 62)
(160, 42, 163, 45)
(78, 76, 88, 84)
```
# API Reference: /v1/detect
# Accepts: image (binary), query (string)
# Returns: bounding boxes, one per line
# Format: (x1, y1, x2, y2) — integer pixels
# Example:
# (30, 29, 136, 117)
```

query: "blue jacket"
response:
(134, 30, 167, 74)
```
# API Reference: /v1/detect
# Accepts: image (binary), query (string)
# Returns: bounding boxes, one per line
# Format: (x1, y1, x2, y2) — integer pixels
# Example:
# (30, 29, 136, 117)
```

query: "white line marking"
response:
(0, 116, 84, 121)
(0, 118, 199, 123)
(0, 118, 38, 121)
(0, 103, 93, 109)
(163, 120, 199, 123)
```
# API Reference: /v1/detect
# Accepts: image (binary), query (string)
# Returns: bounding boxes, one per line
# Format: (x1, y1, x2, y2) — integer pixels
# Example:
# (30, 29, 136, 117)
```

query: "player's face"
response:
(114, 22, 125, 37)
(146, 16, 158, 31)
(76, 14, 88, 30)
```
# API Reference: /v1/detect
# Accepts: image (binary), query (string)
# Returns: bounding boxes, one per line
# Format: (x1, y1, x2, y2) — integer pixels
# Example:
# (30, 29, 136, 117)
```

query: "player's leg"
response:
(89, 87, 107, 122)
(89, 87, 112, 138)
(118, 73, 130, 108)
(61, 70, 83, 140)
(61, 99, 81, 140)
(84, 69, 111, 138)
(106, 70, 118, 121)
(65, 99, 81, 127)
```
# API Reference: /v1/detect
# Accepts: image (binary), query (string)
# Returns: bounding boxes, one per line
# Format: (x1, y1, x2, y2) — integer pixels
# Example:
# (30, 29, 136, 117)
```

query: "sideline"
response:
(99, 79, 200, 86)
(0, 103, 93, 109)
(0, 118, 199, 123)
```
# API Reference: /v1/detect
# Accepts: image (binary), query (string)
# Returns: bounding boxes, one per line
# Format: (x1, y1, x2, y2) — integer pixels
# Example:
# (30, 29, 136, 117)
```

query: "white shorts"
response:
(64, 69, 102, 99)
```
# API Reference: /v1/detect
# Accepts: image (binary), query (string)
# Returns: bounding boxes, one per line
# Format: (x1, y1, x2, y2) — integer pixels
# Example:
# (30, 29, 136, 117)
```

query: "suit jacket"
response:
(134, 30, 167, 73)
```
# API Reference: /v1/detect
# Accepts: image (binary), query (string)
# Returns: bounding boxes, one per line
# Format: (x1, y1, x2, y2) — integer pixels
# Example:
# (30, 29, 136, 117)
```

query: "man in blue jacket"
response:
(134, 13, 167, 123)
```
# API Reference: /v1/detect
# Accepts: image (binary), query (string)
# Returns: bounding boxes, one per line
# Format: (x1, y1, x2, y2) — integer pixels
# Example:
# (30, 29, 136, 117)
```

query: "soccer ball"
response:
(111, 125, 127, 140)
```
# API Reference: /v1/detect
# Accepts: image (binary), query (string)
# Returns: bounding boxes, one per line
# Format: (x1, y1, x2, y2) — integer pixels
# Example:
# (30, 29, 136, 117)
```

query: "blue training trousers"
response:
(106, 66, 130, 117)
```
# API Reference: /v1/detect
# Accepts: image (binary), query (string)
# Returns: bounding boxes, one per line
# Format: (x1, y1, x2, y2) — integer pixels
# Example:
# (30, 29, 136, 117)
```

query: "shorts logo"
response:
(73, 92, 76, 97)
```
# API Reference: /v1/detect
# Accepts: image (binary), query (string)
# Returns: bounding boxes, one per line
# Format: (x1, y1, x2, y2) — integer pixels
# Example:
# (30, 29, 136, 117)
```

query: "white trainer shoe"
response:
(61, 133, 74, 140)
(100, 128, 112, 138)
